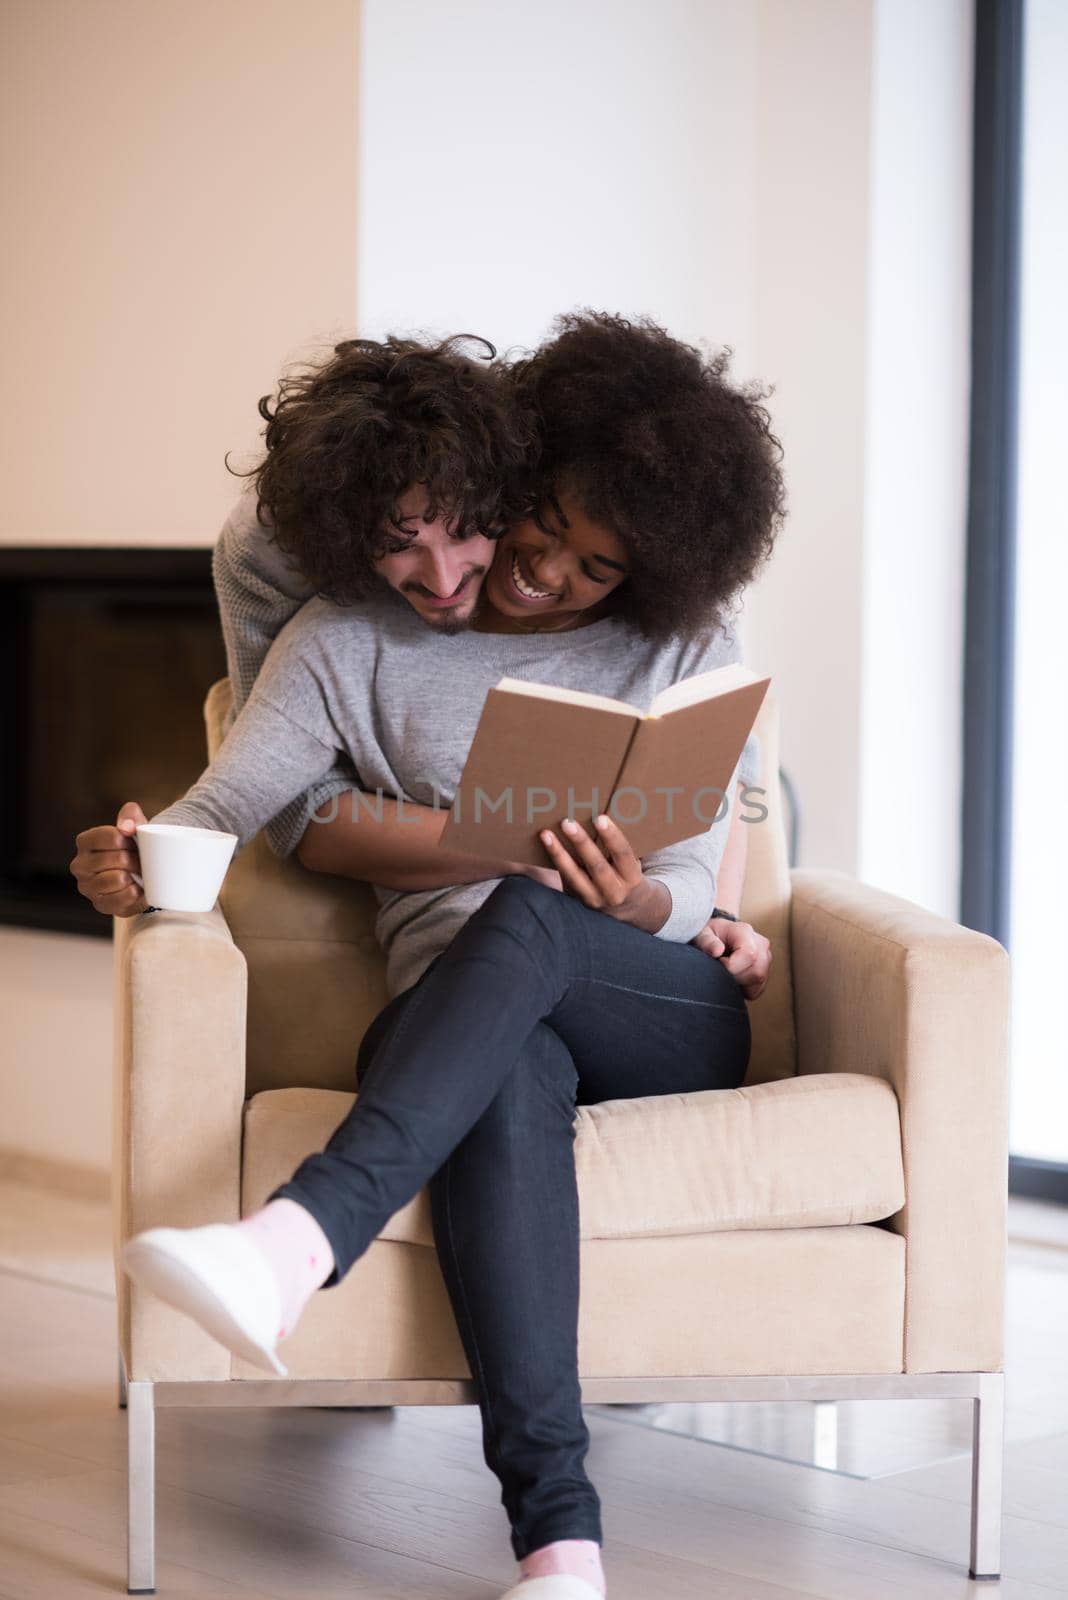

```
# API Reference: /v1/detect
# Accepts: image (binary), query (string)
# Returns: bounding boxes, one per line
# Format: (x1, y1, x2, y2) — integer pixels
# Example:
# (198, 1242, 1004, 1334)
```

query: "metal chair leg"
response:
(969, 1371, 1004, 1579)
(118, 1347, 128, 1410)
(126, 1380, 156, 1594)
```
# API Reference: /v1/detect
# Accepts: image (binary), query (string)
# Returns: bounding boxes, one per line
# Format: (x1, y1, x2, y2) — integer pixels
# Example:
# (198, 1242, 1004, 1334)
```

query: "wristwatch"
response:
(711, 907, 738, 922)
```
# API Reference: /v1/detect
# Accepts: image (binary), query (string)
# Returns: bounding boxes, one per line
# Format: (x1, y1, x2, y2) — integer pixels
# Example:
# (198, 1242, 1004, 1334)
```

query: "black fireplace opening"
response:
(1, 548, 227, 938)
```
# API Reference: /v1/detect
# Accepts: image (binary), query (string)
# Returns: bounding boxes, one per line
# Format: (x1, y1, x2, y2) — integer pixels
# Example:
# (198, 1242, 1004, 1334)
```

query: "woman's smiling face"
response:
(483, 491, 631, 626)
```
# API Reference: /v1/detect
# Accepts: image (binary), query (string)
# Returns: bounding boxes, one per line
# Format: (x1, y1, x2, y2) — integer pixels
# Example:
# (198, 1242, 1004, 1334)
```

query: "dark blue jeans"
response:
(270, 876, 750, 1559)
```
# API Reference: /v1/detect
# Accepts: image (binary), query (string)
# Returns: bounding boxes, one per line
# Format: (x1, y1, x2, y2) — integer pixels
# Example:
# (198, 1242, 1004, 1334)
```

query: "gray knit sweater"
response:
(209, 491, 358, 859)
(159, 491, 760, 996)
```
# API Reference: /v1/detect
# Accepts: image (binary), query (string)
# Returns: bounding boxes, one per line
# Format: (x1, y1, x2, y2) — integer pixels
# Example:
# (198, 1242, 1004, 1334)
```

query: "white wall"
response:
(859, 0, 974, 915)
(743, 0, 874, 881)
(359, 0, 758, 365)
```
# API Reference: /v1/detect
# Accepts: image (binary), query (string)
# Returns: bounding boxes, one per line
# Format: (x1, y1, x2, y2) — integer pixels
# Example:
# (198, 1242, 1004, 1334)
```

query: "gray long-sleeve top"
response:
(154, 525, 760, 996)
(210, 491, 357, 859)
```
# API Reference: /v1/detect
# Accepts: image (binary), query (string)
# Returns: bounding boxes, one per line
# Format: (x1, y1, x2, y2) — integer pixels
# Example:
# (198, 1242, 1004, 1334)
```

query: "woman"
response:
(106, 313, 785, 1600)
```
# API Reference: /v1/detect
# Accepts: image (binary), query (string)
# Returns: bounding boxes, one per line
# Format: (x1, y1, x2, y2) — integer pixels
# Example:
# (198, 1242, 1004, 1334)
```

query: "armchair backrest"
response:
(206, 679, 797, 1095)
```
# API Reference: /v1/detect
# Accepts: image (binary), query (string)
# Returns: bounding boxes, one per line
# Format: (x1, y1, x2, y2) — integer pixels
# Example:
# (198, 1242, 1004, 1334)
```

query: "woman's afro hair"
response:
(510, 310, 786, 639)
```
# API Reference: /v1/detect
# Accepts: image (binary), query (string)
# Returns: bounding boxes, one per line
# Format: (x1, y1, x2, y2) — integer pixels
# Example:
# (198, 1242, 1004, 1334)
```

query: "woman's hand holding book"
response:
(538, 813, 672, 935)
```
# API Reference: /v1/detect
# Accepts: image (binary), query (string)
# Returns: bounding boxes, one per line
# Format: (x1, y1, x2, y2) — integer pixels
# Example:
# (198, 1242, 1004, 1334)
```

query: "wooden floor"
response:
(1, 1180, 1066, 1598)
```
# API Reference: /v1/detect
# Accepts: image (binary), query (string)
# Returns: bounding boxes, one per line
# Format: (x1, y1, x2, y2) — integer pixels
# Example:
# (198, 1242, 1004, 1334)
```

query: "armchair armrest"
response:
(112, 905, 247, 1381)
(789, 867, 1011, 1374)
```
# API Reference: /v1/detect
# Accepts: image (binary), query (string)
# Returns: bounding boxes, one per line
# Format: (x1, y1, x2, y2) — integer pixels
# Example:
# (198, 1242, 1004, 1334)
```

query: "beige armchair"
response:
(113, 679, 1011, 1594)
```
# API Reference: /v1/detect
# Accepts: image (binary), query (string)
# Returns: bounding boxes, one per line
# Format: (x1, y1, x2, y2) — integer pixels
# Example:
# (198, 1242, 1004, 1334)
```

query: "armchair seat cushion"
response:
(242, 1071, 904, 1245)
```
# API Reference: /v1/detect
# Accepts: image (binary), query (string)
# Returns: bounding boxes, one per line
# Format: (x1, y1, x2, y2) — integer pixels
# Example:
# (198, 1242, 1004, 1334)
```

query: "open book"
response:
(439, 663, 771, 867)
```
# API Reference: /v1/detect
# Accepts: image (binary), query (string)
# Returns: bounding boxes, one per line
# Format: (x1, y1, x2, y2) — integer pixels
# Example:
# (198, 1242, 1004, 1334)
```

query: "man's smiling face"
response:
(372, 485, 496, 634)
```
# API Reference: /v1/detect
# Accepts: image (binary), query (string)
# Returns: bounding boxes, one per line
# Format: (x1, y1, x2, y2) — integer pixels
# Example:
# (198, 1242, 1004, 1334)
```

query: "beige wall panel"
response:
(0, 0, 360, 546)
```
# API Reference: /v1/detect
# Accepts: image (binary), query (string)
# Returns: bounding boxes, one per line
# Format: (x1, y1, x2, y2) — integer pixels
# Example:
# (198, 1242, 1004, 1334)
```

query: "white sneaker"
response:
(122, 1224, 288, 1376)
(498, 1578, 605, 1599)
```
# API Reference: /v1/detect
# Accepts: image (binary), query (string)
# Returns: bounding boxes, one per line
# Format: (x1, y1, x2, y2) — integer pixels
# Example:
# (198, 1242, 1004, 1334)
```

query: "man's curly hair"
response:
(511, 311, 786, 639)
(226, 333, 536, 602)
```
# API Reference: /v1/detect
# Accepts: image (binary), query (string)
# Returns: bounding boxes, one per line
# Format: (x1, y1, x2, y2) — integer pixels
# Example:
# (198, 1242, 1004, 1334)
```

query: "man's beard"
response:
(414, 582, 488, 636)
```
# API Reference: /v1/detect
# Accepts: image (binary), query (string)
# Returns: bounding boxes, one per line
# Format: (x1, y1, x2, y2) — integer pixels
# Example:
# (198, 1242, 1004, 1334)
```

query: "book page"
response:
(647, 662, 762, 717)
(495, 676, 644, 718)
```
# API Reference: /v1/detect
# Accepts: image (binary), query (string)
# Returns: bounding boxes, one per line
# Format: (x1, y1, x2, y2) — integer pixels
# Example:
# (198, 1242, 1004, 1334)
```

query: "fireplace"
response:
(1, 548, 226, 937)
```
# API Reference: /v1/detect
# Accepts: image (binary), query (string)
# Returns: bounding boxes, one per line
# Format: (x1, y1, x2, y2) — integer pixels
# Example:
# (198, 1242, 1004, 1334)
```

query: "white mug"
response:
(131, 822, 238, 913)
